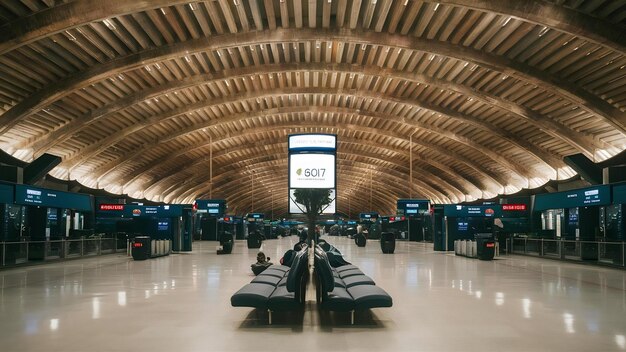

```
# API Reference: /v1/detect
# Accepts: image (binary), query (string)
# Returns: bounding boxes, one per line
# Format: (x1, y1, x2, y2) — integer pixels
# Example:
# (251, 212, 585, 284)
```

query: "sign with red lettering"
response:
(502, 204, 527, 211)
(99, 204, 124, 211)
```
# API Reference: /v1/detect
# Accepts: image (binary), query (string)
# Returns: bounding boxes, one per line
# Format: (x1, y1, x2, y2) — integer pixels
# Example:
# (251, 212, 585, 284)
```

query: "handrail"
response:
(1, 237, 122, 268)
(510, 237, 625, 268)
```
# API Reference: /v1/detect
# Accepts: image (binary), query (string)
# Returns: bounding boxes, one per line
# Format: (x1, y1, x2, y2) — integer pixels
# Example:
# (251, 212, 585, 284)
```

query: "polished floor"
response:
(1, 236, 626, 351)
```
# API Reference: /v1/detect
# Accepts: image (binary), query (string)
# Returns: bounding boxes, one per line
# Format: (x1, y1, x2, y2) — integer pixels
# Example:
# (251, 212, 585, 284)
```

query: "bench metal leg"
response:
(351, 310, 355, 325)
(268, 310, 272, 325)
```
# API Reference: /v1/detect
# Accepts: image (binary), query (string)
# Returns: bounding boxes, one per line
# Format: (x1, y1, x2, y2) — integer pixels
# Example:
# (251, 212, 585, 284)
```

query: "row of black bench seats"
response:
(230, 242, 393, 324)
(314, 245, 393, 324)
(230, 244, 309, 324)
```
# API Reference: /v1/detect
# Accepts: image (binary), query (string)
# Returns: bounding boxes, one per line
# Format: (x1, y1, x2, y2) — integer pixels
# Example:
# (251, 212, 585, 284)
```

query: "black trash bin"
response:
(247, 231, 263, 249)
(218, 232, 234, 254)
(355, 233, 367, 247)
(475, 233, 495, 260)
(380, 232, 396, 254)
(132, 236, 151, 260)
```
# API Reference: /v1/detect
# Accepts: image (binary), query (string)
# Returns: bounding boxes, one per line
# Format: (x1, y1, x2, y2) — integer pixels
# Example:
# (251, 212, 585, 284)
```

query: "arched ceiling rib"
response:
(22, 65, 591, 162)
(0, 0, 623, 54)
(0, 0, 624, 216)
(1, 28, 624, 137)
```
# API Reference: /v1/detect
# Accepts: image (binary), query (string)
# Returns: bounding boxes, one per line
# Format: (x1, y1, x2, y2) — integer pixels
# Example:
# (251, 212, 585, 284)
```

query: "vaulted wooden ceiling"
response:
(0, 0, 624, 217)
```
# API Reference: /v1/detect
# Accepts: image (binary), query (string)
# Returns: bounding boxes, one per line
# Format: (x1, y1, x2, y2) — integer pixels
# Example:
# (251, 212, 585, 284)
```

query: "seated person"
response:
(251, 251, 273, 275)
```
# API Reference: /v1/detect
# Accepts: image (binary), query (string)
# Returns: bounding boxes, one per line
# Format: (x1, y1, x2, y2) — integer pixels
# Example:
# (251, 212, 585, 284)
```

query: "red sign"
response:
(133, 242, 143, 248)
(223, 217, 230, 222)
(99, 204, 124, 211)
(486, 243, 495, 248)
(502, 204, 527, 211)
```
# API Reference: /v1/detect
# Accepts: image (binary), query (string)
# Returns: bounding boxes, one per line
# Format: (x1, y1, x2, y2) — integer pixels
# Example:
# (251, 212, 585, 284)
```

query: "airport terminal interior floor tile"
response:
(1, 236, 626, 352)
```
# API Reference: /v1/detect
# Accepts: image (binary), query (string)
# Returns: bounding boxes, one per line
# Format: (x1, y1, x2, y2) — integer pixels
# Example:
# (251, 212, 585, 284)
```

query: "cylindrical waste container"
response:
(132, 236, 151, 260)
(475, 233, 496, 260)
(218, 232, 234, 254)
(355, 234, 367, 247)
(380, 232, 396, 254)
(247, 231, 263, 249)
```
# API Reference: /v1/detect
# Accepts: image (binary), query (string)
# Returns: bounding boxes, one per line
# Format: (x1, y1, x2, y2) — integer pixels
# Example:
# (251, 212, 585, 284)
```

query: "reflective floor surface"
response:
(1, 236, 625, 351)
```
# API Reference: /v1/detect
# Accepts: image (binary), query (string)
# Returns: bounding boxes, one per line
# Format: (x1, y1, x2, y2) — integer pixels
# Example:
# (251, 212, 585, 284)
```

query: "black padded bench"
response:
(230, 245, 308, 324)
(314, 245, 393, 324)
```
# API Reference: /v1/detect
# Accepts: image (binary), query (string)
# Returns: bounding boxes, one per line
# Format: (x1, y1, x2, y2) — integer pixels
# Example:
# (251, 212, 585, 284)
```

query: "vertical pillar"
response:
(209, 134, 213, 198)
(370, 169, 372, 211)
(409, 135, 413, 199)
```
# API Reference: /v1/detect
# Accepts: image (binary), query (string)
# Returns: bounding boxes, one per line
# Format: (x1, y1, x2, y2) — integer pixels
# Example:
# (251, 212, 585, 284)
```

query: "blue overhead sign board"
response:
(534, 185, 610, 211)
(359, 212, 379, 221)
(195, 199, 226, 216)
(397, 199, 430, 215)
(15, 184, 92, 212)
(443, 205, 501, 218)
(247, 213, 264, 222)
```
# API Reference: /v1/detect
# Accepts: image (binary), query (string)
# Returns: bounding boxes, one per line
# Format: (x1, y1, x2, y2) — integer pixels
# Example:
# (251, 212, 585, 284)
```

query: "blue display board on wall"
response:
(443, 205, 501, 217)
(534, 185, 610, 211)
(15, 184, 92, 212)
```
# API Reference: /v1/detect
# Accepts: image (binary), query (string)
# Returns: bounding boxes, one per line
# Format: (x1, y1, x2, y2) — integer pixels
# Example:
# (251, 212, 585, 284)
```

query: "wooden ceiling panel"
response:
(0, 0, 623, 215)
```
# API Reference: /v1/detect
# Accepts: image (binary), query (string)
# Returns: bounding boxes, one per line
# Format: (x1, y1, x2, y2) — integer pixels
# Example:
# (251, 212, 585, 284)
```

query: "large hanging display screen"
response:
(289, 189, 336, 214)
(289, 153, 336, 189)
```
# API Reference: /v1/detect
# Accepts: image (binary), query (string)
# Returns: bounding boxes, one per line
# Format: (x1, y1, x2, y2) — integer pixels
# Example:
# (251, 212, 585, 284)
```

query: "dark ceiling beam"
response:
(22, 63, 598, 161)
(1, 28, 622, 142)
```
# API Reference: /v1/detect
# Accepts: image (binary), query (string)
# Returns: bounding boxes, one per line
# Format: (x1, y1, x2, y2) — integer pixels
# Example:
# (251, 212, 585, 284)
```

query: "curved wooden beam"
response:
(136, 124, 512, 201)
(65, 100, 547, 181)
(173, 165, 439, 213)
(132, 140, 462, 205)
(2, 28, 622, 142)
(155, 152, 464, 204)
(88, 95, 569, 185)
(120, 137, 500, 199)
(120, 125, 511, 192)
(147, 150, 457, 204)
(24, 63, 600, 161)
(1, 0, 622, 58)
